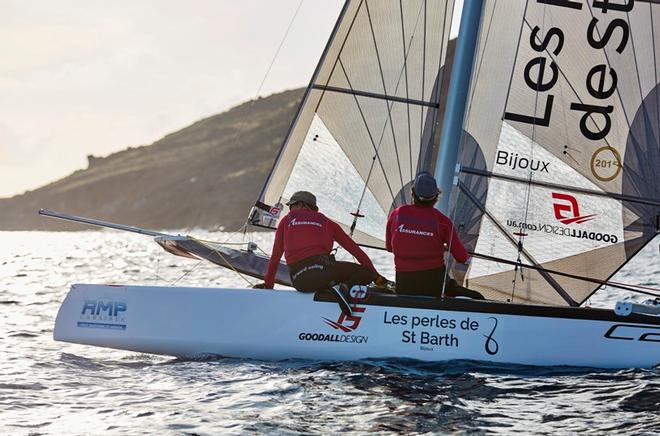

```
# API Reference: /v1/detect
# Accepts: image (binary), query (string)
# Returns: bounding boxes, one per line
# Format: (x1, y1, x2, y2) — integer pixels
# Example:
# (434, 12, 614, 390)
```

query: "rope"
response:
(190, 238, 249, 246)
(169, 259, 203, 286)
(190, 235, 269, 257)
(116, 251, 170, 283)
(188, 236, 255, 287)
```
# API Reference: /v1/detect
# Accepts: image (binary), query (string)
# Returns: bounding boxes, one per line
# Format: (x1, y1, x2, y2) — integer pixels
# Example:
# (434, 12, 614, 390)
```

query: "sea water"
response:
(1, 230, 659, 435)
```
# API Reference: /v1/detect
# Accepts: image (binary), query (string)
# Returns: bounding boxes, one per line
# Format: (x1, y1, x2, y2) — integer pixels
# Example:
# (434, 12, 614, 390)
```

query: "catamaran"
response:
(46, 0, 660, 368)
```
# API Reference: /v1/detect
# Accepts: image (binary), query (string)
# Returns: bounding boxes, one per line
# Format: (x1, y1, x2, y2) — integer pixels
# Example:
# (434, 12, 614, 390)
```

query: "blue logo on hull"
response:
(79, 299, 127, 330)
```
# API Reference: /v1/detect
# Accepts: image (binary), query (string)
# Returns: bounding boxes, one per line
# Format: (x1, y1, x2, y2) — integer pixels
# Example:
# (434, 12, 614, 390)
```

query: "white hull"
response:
(54, 284, 660, 369)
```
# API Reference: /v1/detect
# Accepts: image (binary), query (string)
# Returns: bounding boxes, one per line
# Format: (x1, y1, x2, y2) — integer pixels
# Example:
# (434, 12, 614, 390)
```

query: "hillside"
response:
(0, 38, 456, 232)
(0, 88, 304, 231)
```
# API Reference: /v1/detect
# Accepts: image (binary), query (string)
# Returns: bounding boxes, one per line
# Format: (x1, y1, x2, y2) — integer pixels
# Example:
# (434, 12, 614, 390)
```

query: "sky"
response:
(0, 0, 462, 198)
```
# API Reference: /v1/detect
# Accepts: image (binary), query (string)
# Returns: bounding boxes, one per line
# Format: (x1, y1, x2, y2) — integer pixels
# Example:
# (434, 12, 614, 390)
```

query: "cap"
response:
(413, 171, 440, 199)
(286, 191, 318, 210)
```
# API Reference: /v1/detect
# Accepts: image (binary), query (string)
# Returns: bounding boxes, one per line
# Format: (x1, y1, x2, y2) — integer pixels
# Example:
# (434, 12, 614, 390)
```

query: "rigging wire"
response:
(163, 232, 259, 287)
(191, 236, 270, 257)
(502, 6, 529, 301)
(169, 259, 204, 286)
(188, 236, 256, 286)
(251, 0, 305, 104)
(119, 253, 170, 284)
(511, 2, 547, 302)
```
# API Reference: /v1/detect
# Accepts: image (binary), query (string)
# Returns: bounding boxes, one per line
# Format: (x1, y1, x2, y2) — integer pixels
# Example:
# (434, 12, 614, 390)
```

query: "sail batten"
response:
(311, 85, 440, 108)
(461, 167, 660, 208)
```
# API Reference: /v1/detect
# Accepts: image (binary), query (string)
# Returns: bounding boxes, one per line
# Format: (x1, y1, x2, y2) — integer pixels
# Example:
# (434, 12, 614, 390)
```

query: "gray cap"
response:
(413, 171, 440, 199)
(286, 191, 318, 210)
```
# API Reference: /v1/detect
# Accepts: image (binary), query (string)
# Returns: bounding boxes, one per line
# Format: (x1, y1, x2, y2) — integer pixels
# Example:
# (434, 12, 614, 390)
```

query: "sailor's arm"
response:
(448, 225, 469, 264)
(263, 221, 285, 288)
(330, 220, 377, 275)
(385, 211, 394, 252)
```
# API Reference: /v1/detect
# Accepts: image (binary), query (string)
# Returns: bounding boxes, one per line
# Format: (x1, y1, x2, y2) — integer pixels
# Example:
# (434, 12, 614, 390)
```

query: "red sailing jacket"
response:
(386, 204, 469, 272)
(264, 209, 376, 288)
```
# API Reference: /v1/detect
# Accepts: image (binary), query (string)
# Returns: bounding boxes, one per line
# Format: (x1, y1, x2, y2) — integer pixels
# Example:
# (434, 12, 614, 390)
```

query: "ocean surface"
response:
(1, 230, 659, 435)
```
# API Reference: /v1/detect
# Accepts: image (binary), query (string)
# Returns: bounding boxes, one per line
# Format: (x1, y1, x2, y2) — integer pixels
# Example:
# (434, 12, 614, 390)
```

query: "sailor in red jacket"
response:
(259, 191, 384, 314)
(386, 172, 484, 299)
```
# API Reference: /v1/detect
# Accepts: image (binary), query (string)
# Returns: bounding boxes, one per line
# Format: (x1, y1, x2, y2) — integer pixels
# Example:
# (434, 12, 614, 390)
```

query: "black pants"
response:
(288, 255, 375, 292)
(396, 266, 484, 299)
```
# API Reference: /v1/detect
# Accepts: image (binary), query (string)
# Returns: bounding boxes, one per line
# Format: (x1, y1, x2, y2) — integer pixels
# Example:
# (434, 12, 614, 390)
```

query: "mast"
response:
(434, 0, 483, 214)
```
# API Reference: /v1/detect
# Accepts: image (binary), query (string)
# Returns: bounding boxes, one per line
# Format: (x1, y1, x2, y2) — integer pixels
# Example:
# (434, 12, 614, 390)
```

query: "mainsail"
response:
(454, 0, 660, 305)
(250, 0, 455, 248)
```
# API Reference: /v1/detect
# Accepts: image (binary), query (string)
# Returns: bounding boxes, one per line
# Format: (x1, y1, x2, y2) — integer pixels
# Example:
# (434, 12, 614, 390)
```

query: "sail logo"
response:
(506, 192, 617, 244)
(552, 192, 596, 225)
(267, 202, 283, 218)
(397, 224, 433, 237)
(288, 218, 323, 228)
(496, 151, 550, 173)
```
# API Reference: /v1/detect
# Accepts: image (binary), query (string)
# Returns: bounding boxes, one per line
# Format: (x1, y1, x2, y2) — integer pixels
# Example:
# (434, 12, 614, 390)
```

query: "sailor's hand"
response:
(373, 274, 396, 294)
(252, 282, 268, 289)
(453, 259, 470, 283)
(374, 274, 389, 287)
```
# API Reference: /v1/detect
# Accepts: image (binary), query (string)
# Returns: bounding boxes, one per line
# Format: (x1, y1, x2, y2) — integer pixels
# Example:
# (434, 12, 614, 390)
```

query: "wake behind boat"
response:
(46, 0, 660, 368)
